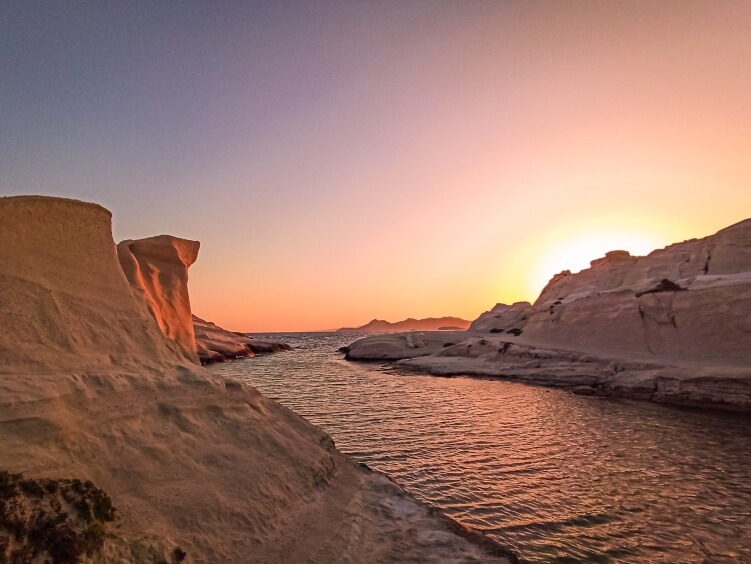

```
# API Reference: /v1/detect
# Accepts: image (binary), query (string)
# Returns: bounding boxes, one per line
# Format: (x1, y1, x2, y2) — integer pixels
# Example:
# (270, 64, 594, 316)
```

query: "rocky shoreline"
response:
(192, 315, 292, 363)
(342, 219, 751, 413)
(342, 331, 751, 412)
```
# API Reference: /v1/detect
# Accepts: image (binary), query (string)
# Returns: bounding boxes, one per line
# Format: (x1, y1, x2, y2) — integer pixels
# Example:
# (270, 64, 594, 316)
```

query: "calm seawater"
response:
(212, 332, 751, 563)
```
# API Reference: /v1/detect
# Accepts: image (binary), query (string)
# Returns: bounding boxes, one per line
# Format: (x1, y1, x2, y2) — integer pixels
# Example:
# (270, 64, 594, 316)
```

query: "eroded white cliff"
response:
(0, 196, 514, 562)
(344, 219, 751, 411)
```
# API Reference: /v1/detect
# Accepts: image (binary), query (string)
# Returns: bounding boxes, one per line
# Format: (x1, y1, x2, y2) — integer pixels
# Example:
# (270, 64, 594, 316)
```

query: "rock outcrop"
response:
(117, 235, 291, 364)
(340, 331, 464, 361)
(0, 196, 515, 562)
(344, 219, 751, 412)
(0, 197, 184, 374)
(193, 315, 292, 363)
(522, 219, 751, 364)
(469, 302, 533, 333)
(117, 235, 201, 364)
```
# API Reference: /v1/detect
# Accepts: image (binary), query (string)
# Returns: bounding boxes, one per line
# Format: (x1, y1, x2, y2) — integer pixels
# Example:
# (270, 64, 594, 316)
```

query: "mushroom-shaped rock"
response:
(117, 235, 200, 364)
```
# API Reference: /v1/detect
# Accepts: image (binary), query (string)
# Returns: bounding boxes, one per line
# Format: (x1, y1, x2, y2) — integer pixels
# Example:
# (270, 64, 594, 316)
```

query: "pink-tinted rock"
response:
(0, 196, 189, 373)
(193, 316, 291, 363)
(117, 235, 200, 364)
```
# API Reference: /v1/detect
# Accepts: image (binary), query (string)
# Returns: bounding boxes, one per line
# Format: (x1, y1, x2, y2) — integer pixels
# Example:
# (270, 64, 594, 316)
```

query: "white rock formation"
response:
(0, 196, 515, 562)
(523, 219, 751, 363)
(117, 235, 201, 364)
(344, 219, 751, 411)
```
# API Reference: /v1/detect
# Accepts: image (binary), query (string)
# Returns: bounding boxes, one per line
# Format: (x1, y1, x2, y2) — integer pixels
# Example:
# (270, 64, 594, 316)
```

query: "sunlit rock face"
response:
(117, 235, 201, 364)
(0, 196, 515, 562)
(0, 196, 338, 559)
(473, 219, 751, 364)
(0, 196, 186, 373)
(116, 236, 290, 364)
(345, 219, 751, 410)
(523, 219, 751, 362)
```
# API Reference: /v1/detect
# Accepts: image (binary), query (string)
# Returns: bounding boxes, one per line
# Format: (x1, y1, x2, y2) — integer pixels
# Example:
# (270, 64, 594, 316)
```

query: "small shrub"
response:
(0, 470, 116, 563)
(11, 516, 27, 538)
(90, 489, 115, 522)
(28, 518, 79, 564)
(80, 520, 107, 555)
(0, 471, 18, 498)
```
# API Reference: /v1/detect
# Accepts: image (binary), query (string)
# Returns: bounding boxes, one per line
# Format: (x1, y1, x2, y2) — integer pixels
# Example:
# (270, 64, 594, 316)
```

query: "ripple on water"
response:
(214, 332, 751, 563)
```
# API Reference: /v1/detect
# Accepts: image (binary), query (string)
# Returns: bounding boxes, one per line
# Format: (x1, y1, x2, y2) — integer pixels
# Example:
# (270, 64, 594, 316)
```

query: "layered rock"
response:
(396, 335, 751, 411)
(463, 219, 751, 364)
(0, 197, 184, 374)
(0, 196, 515, 562)
(117, 235, 201, 364)
(193, 315, 292, 363)
(469, 302, 533, 333)
(345, 219, 751, 411)
(522, 219, 751, 364)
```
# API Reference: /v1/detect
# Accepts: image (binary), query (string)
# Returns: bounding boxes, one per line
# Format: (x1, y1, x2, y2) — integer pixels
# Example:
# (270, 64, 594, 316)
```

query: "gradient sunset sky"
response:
(2, 2, 750, 331)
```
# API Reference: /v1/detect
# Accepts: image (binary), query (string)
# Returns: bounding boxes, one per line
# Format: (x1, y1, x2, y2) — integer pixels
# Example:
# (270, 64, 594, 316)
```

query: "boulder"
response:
(342, 332, 465, 361)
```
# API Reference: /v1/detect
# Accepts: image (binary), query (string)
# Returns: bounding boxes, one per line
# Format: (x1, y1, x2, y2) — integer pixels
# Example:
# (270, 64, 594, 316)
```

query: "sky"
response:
(2, 1, 750, 331)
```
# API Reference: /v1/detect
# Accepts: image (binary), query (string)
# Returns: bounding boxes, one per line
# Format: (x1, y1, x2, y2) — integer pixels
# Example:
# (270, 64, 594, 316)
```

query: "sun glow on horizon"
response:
(5, 3, 747, 332)
(529, 229, 665, 300)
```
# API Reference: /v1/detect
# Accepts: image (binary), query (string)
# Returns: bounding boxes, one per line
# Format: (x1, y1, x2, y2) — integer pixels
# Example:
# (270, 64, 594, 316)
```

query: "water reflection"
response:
(214, 332, 751, 563)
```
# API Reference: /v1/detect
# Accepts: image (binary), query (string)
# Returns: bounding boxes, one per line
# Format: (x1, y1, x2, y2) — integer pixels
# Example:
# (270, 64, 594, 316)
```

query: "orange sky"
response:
(2, 2, 750, 331)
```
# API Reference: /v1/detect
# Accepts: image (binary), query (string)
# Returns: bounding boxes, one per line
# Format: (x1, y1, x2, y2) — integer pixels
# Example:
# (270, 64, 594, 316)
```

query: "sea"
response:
(212, 332, 751, 563)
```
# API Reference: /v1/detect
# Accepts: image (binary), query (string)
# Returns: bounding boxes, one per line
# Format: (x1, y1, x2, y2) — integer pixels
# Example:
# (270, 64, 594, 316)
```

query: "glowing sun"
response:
(530, 230, 664, 298)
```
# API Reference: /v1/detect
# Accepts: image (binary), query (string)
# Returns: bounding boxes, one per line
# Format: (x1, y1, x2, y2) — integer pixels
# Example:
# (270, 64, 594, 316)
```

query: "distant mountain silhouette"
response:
(337, 316, 470, 333)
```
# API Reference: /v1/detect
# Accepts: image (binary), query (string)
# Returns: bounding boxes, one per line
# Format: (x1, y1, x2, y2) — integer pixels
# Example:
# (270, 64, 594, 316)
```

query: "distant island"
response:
(338, 317, 471, 333)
